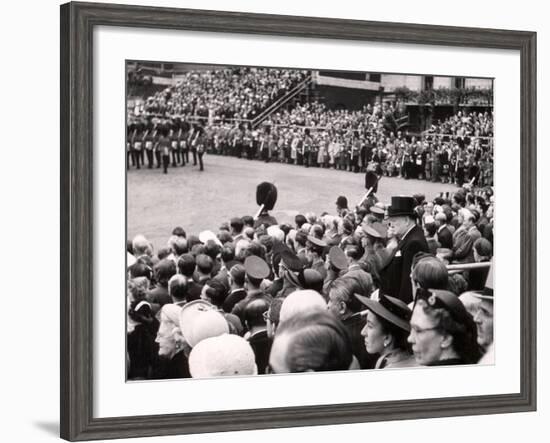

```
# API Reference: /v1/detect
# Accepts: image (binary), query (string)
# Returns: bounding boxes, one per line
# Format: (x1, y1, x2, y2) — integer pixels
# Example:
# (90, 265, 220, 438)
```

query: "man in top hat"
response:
(231, 256, 272, 324)
(379, 196, 429, 304)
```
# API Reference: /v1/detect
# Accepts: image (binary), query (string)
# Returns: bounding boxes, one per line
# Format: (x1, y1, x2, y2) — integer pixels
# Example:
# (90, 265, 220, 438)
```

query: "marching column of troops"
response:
(127, 106, 493, 187)
(127, 184, 495, 379)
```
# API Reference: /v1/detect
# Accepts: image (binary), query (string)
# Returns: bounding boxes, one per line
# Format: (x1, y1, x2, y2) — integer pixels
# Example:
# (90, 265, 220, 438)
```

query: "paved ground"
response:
(127, 154, 457, 251)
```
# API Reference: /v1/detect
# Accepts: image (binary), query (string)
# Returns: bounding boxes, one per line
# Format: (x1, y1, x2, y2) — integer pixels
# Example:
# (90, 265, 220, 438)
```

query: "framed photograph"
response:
(60, 1, 536, 441)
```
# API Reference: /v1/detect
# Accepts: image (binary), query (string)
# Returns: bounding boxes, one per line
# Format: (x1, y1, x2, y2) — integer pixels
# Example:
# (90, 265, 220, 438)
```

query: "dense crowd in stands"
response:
(131, 67, 308, 121)
(127, 184, 494, 379)
(128, 87, 493, 186)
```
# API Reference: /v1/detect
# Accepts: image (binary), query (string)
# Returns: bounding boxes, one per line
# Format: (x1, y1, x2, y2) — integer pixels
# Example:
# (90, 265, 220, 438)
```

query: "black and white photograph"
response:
(125, 61, 495, 380)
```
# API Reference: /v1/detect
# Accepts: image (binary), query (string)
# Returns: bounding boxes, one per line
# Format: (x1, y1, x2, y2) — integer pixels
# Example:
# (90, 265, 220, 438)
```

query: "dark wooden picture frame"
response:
(60, 1, 537, 441)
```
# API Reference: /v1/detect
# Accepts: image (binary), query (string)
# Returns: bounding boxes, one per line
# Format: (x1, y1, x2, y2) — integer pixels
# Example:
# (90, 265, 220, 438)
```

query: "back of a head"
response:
(220, 244, 235, 264)
(230, 217, 244, 234)
(189, 334, 257, 378)
(242, 215, 254, 228)
(229, 264, 246, 287)
(196, 254, 214, 275)
(168, 274, 188, 301)
(177, 253, 196, 277)
(279, 290, 326, 323)
(132, 234, 150, 256)
(155, 259, 177, 285)
(245, 241, 266, 260)
(244, 298, 270, 329)
(204, 279, 228, 308)
(344, 242, 364, 262)
(412, 256, 449, 290)
(295, 214, 307, 228)
(474, 238, 493, 258)
(424, 222, 437, 238)
(275, 311, 352, 372)
(204, 240, 221, 261)
(172, 236, 189, 256)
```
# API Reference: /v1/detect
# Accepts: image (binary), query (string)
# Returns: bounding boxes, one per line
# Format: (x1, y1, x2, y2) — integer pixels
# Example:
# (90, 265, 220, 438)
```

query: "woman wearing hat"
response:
(356, 293, 416, 369)
(408, 288, 481, 366)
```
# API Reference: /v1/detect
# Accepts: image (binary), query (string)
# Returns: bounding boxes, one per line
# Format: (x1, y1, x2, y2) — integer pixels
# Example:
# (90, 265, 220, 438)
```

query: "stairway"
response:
(251, 74, 313, 129)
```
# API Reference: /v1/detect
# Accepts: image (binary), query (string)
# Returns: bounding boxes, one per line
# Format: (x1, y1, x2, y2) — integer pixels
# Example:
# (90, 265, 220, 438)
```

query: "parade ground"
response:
(127, 154, 457, 251)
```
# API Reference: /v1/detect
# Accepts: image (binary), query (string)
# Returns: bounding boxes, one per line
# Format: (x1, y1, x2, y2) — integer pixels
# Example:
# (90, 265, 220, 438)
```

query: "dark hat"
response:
(328, 246, 348, 271)
(415, 288, 472, 325)
(355, 293, 411, 332)
(244, 256, 270, 280)
(286, 268, 323, 292)
(472, 263, 494, 300)
(279, 249, 304, 272)
(335, 195, 348, 208)
(386, 196, 417, 218)
(362, 221, 387, 239)
(256, 182, 278, 210)
(307, 235, 327, 249)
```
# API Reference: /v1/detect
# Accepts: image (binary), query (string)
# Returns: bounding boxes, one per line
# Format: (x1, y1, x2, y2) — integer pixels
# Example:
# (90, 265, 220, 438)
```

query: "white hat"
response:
(189, 334, 257, 378)
(199, 230, 222, 247)
(279, 290, 327, 323)
(179, 300, 229, 348)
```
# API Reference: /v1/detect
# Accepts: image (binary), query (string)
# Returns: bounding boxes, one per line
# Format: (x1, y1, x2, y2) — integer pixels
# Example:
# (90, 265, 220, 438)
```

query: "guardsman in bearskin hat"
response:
(254, 182, 278, 229)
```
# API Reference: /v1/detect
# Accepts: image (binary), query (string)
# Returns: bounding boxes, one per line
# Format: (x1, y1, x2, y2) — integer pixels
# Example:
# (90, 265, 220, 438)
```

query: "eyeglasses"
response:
(409, 325, 439, 335)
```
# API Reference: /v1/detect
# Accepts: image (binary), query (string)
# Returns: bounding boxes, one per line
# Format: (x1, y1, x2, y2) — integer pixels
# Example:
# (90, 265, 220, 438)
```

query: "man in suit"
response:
(435, 211, 453, 249)
(379, 196, 429, 304)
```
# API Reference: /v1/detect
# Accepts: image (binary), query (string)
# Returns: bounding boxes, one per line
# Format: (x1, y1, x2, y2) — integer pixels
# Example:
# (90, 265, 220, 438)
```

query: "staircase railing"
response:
(251, 75, 313, 129)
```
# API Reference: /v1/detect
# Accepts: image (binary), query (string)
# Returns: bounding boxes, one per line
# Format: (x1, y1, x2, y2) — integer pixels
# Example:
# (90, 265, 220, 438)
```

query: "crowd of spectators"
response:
(130, 67, 308, 122)
(126, 184, 494, 379)
(127, 68, 493, 187)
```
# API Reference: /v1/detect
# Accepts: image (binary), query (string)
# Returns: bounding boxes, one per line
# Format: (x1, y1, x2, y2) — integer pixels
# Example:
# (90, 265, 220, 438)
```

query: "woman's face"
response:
(156, 313, 177, 358)
(361, 311, 387, 355)
(408, 304, 445, 365)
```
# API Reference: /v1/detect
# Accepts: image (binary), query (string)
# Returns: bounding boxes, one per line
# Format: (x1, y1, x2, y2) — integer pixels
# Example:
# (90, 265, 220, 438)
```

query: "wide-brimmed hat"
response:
(386, 196, 417, 218)
(355, 293, 411, 332)
(178, 300, 229, 348)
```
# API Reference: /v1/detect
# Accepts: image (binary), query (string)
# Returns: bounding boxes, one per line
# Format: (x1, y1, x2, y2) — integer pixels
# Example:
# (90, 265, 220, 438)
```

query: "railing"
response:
(446, 261, 491, 274)
(251, 75, 313, 129)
